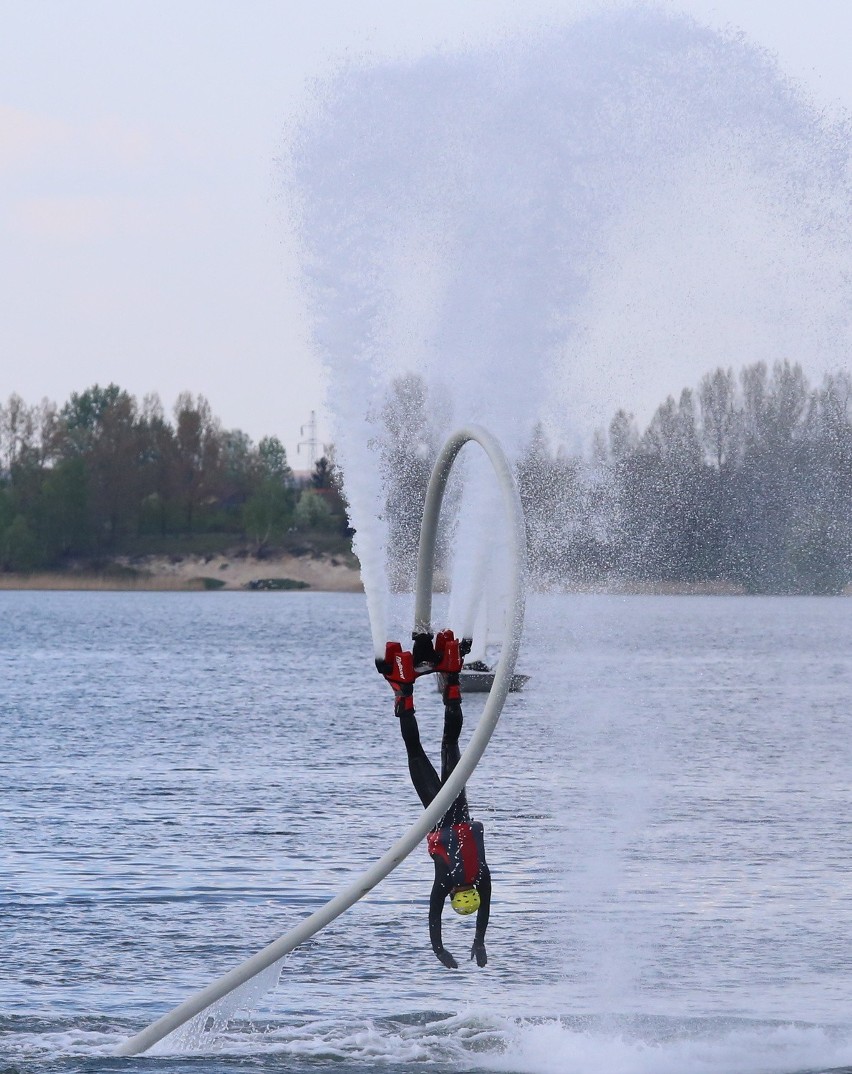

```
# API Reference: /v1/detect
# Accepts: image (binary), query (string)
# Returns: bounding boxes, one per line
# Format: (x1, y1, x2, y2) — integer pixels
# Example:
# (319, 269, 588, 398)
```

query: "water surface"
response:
(3, 590, 852, 1073)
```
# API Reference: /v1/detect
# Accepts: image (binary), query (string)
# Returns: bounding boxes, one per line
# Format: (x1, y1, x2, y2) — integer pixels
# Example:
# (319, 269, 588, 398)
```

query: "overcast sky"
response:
(2, 0, 851, 463)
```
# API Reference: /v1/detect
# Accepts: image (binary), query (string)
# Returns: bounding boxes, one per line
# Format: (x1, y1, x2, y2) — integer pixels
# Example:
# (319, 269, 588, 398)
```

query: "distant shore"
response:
(0, 550, 364, 593)
(0, 554, 848, 595)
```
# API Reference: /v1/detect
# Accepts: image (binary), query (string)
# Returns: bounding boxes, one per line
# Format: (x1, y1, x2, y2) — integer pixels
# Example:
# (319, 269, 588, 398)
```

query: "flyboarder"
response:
(376, 630, 491, 969)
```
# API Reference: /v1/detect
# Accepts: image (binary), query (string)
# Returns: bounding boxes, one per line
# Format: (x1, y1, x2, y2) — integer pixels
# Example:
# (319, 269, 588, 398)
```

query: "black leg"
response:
(399, 710, 441, 809)
(440, 702, 463, 781)
(440, 701, 470, 825)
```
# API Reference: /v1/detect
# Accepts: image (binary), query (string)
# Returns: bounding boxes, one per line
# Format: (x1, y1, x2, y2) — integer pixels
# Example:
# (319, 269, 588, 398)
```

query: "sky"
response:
(2, 0, 851, 465)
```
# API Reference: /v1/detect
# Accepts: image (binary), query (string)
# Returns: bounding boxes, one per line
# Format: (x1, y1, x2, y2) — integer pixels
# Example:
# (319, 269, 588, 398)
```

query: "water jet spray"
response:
(113, 424, 525, 1056)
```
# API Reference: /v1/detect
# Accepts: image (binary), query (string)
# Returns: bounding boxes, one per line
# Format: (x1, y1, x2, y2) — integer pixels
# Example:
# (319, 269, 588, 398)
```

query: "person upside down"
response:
(376, 629, 491, 969)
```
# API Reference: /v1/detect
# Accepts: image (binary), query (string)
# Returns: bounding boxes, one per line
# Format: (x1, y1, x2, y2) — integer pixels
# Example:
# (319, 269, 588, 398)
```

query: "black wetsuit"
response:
(398, 700, 492, 960)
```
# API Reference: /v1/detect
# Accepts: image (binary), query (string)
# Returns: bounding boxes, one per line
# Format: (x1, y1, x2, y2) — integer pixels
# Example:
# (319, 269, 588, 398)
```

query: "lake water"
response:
(3, 590, 852, 1074)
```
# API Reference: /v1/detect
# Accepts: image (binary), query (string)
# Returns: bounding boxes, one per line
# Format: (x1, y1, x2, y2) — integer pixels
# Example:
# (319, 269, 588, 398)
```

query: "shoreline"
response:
(0, 555, 848, 596)
(0, 551, 364, 593)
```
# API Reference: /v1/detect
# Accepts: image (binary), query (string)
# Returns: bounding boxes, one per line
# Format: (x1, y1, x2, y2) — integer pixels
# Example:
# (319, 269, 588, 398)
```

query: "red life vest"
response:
(426, 821, 486, 887)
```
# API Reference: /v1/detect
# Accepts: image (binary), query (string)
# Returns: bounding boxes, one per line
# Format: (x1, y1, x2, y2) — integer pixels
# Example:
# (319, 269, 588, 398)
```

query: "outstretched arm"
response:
(471, 867, 491, 967)
(429, 875, 457, 968)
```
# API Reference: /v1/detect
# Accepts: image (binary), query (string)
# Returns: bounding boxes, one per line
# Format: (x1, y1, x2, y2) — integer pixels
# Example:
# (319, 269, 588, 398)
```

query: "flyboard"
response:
(113, 424, 526, 1057)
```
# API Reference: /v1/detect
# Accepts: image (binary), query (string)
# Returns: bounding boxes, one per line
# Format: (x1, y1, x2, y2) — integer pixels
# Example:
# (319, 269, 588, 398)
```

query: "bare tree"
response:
(379, 373, 445, 589)
(699, 367, 738, 470)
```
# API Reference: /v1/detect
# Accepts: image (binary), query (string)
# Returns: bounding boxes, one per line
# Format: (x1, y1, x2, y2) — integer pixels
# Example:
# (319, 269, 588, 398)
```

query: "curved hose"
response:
(114, 423, 526, 1056)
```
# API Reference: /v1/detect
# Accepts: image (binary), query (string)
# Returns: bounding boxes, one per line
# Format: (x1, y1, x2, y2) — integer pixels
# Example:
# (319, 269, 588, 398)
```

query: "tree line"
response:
(374, 362, 851, 596)
(518, 361, 852, 595)
(5, 362, 850, 594)
(0, 385, 346, 572)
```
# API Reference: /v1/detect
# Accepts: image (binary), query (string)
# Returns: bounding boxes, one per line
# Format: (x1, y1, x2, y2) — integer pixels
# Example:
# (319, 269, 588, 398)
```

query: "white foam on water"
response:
(146, 956, 287, 1056)
(484, 1017, 852, 1074)
(8, 1028, 118, 1061)
(11, 1008, 852, 1072)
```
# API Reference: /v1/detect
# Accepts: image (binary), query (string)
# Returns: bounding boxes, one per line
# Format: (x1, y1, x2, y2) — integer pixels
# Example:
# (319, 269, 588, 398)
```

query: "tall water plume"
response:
(286, 7, 852, 646)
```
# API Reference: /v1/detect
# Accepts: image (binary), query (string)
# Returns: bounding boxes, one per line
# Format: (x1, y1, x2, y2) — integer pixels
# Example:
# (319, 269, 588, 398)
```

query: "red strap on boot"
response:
(394, 693, 415, 716)
(443, 680, 461, 703)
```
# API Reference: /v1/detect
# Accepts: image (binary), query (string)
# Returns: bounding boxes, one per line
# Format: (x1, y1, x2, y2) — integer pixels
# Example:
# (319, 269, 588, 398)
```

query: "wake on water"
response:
(17, 1011, 852, 1072)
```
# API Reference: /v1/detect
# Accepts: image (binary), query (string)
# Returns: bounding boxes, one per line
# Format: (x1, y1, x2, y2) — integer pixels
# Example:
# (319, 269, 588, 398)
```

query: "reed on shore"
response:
(0, 573, 214, 592)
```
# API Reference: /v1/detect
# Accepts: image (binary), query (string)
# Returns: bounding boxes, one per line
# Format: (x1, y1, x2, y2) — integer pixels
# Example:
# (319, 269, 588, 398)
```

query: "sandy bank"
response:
(0, 551, 364, 592)
(0, 557, 847, 596)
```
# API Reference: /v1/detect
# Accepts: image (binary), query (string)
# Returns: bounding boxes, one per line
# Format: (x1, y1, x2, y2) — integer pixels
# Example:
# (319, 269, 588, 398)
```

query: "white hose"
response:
(114, 423, 526, 1056)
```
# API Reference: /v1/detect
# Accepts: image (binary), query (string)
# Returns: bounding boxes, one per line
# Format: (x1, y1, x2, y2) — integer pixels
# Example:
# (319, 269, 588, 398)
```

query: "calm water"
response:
(3, 590, 852, 1074)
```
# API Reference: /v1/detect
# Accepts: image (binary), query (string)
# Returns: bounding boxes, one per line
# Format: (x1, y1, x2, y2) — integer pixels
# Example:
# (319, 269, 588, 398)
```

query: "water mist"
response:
(287, 5, 852, 647)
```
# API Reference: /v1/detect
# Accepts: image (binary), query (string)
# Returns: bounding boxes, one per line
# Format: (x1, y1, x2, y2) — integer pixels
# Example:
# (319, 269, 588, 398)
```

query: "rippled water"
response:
(3, 590, 852, 1073)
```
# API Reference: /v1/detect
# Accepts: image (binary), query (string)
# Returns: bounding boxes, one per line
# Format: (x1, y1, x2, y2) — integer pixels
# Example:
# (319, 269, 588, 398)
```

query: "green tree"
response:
(311, 456, 333, 489)
(0, 487, 14, 552)
(2, 514, 42, 571)
(258, 436, 291, 482)
(294, 489, 333, 531)
(136, 393, 178, 537)
(173, 393, 223, 532)
(57, 384, 141, 546)
(244, 480, 295, 550)
(39, 457, 90, 558)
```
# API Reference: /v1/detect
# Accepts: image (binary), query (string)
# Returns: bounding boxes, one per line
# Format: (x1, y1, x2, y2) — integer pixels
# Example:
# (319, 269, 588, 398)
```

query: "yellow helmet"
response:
(450, 886, 480, 915)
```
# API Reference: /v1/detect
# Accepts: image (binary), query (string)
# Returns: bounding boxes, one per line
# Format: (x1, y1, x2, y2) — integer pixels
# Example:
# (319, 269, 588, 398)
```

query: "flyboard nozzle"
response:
(376, 640, 404, 676)
(411, 631, 437, 671)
